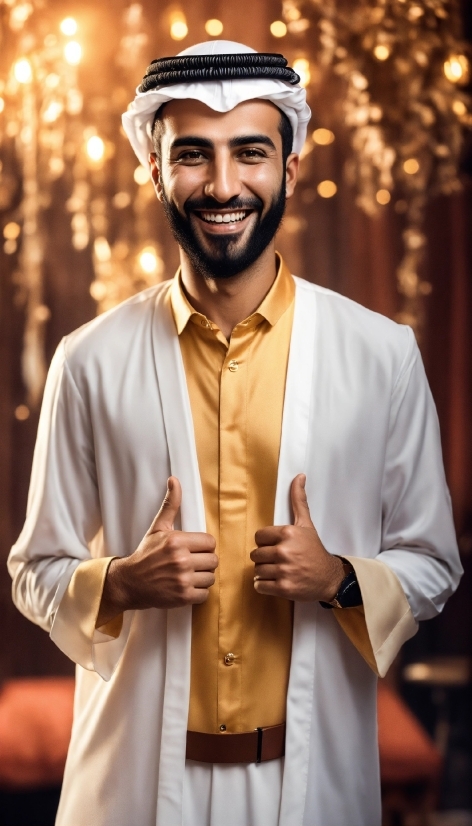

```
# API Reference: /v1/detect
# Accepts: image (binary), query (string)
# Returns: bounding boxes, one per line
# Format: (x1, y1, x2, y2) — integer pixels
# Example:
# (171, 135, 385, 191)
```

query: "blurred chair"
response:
(379, 680, 443, 826)
(0, 677, 74, 826)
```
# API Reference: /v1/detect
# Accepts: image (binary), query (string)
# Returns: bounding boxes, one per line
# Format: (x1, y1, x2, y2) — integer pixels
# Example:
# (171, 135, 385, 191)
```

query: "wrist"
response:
(98, 557, 131, 626)
(324, 555, 346, 602)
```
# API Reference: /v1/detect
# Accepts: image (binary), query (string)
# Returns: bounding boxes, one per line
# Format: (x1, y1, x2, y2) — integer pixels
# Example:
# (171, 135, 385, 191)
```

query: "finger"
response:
(192, 552, 219, 572)
(254, 579, 288, 598)
(148, 476, 182, 533)
(193, 571, 216, 589)
(173, 532, 216, 553)
(189, 588, 211, 605)
(253, 563, 279, 581)
(290, 474, 313, 528)
(254, 526, 286, 547)
(250, 546, 281, 564)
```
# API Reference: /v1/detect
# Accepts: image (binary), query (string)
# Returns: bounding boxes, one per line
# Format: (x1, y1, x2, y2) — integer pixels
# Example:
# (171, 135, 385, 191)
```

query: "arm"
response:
(251, 331, 462, 675)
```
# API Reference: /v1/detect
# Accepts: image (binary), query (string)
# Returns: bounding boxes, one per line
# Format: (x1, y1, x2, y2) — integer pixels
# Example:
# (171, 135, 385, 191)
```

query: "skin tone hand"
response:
(250, 474, 345, 603)
(96, 477, 218, 627)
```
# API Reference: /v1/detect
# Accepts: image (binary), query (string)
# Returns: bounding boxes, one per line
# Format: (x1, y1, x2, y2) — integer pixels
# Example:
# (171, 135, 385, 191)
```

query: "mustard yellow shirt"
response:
(171, 255, 295, 733)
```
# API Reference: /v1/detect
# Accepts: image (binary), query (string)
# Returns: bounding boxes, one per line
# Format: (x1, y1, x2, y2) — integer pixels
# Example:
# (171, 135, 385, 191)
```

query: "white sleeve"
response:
(7, 340, 131, 680)
(378, 329, 462, 623)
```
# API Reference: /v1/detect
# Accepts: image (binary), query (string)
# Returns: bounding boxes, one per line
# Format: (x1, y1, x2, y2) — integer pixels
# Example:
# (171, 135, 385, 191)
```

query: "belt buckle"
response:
(256, 727, 263, 764)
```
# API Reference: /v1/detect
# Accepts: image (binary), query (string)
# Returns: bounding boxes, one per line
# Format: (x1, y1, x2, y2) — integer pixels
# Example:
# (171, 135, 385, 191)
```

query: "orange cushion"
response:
(0, 678, 75, 789)
(378, 682, 442, 783)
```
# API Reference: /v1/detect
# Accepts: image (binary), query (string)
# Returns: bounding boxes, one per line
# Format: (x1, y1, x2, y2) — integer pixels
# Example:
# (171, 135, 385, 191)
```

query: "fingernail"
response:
(167, 477, 173, 491)
(300, 474, 306, 488)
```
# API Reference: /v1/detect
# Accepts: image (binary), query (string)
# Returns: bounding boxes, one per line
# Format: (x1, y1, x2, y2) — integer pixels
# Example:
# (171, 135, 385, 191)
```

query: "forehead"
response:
(158, 98, 282, 142)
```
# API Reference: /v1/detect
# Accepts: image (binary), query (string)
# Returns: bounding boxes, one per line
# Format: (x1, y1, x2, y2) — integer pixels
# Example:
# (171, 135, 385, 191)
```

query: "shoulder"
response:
(293, 275, 417, 383)
(62, 281, 171, 366)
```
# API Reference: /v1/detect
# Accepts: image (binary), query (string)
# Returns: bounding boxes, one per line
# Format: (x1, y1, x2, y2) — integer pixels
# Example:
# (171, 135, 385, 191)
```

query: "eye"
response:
(175, 150, 206, 163)
(239, 148, 266, 161)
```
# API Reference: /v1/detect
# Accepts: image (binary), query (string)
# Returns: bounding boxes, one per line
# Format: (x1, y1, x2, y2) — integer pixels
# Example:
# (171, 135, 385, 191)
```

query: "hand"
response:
(250, 474, 344, 602)
(97, 477, 218, 625)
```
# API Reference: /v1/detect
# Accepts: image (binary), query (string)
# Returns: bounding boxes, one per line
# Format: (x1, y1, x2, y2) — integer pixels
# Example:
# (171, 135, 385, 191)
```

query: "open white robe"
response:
(8, 275, 462, 826)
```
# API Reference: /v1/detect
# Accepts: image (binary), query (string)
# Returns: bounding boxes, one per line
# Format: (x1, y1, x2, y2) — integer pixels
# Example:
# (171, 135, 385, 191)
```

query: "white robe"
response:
(8, 275, 462, 826)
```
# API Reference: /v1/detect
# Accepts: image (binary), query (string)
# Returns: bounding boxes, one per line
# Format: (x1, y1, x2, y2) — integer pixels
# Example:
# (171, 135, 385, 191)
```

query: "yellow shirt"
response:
(170, 255, 295, 734)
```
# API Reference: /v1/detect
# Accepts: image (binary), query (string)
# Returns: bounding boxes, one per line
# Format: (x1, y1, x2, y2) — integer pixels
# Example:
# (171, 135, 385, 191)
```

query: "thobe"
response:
(8, 267, 462, 826)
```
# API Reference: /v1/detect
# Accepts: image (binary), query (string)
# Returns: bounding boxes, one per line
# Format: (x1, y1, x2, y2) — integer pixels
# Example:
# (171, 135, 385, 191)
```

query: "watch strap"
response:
(319, 557, 363, 610)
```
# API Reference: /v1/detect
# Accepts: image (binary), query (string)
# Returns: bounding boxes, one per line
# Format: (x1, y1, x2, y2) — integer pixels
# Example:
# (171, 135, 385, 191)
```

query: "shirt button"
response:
(220, 724, 226, 732)
(200, 318, 211, 328)
(224, 652, 235, 666)
(228, 360, 239, 372)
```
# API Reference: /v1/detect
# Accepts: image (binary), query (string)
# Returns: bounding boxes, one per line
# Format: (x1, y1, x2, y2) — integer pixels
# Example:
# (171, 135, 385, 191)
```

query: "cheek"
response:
(242, 166, 283, 201)
(164, 167, 205, 204)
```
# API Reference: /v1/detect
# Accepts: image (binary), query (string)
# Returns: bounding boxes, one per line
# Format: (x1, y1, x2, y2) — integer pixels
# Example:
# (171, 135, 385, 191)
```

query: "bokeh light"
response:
(317, 180, 337, 198)
(312, 128, 335, 145)
(270, 21, 287, 38)
(443, 54, 469, 84)
(134, 165, 151, 185)
(403, 158, 419, 174)
(64, 41, 82, 65)
(373, 45, 390, 61)
(86, 135, 105, 162)
(205, 19, 223, 36)
(14, 58, 33, 84)
(292, 58, 310, 88)
(376, 189, 391, 205)
(60, 17, 78, 36)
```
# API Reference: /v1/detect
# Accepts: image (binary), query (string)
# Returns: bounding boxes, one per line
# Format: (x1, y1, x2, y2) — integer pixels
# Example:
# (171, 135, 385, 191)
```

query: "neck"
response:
(179, 242, 278, 340)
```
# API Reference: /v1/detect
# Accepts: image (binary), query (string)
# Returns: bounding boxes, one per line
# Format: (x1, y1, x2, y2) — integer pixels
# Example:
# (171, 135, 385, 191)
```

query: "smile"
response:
(196, 210, 252, 224)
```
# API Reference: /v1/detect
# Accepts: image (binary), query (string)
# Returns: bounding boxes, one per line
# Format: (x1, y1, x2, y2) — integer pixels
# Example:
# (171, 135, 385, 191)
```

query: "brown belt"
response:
(186, 723, 286, 764)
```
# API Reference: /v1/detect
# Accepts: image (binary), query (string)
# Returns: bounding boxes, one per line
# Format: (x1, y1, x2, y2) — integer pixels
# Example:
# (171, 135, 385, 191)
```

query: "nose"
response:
(203, 151, 242, 203)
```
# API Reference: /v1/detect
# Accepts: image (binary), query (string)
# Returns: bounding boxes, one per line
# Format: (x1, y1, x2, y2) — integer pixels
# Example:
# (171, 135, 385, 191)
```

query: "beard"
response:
(159, 179, 286, 279)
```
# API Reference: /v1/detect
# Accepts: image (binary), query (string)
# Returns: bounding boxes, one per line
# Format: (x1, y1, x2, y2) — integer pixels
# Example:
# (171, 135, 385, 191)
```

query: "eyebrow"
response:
(169, 134, 277, 152)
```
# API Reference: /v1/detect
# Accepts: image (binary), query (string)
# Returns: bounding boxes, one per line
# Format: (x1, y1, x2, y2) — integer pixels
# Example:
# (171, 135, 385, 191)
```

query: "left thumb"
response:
(290, 474, 313, 528)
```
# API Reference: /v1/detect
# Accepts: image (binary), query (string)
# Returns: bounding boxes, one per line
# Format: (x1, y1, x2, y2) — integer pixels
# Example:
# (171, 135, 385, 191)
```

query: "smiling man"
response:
(8, 41, 462, 826)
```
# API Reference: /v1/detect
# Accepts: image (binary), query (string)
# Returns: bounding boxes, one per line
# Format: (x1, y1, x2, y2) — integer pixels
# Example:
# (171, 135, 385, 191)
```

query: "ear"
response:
(285, 153, 299, 200)
(149, 153, 163, 203)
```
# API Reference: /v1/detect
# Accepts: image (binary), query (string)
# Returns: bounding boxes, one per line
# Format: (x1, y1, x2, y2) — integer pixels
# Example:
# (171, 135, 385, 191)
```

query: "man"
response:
(8, 40, 462, 826)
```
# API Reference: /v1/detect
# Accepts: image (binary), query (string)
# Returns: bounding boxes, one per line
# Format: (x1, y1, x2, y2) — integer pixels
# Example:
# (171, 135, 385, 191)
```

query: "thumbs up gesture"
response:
(250, 474, 344, 603)
(98, 477, 218, 626)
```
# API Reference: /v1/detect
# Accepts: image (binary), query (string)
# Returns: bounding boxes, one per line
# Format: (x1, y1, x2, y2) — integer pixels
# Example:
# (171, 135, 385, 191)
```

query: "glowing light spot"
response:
(205, 19, 223, 36)
(94, 237, 111, 262)
(452, 99, 467, 116)
(292, 58, 310, 88)
(3, 222, 21, 239)
(86, 135, 105, 162)
(312, 128, 335, 145)
(60, 17, 77, 36)
(403, 158, 419, 175)
(4, 239, 17, 254)
(64, 41, 82, 65)
(42, 100, 63, 123)
(45, 73, 60, 89)
(134, 165, 151, 185)
(373, 44, 390, 61)
(113, 191, 131, 209)
(90, 280, 108, 301)
(444, 55, 469, 84)
(317, 180, 337, 198)
(139, 246, 159, 274)
(376, 189, 391, 205)
(14, 58, 33, 84)
(270, 20, 287, 38)
(15, 404, 30, 421)
(170, 20, 188, 40)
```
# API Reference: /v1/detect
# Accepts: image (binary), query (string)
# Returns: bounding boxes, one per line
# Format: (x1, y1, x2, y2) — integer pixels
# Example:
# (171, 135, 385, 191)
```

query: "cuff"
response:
(50, 557, 131, 681)
(333, 557, 418, 677)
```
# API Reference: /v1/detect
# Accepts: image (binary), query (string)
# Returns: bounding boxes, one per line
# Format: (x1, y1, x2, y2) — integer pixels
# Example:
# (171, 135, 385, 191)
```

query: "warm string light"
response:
(205, 19, 223, 37)
(270, 21, 287, 38)
(64, 41, 82, 65)
(60, 17, 78, 36)
(292, 58, 310, 88)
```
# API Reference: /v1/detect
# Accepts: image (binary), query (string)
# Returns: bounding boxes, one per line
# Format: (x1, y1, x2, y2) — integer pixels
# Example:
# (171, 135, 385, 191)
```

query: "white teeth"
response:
(200, 211, 248, 224)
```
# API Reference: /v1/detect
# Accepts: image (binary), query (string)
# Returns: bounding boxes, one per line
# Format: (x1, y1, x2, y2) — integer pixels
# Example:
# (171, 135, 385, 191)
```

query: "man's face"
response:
(150, 99, 298, 279)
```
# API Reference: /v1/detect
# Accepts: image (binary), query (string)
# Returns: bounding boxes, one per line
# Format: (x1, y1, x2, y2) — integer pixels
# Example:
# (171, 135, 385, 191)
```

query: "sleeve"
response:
(7, 341, 131, 680)
(333, 328, 463, 677)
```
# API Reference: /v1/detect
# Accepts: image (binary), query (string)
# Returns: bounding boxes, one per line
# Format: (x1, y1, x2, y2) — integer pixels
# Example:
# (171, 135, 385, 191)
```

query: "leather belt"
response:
(186, 723, 286, 764)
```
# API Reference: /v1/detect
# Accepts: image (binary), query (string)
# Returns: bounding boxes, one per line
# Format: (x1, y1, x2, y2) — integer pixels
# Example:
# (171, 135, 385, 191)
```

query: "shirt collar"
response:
(170, 252, 295, 336)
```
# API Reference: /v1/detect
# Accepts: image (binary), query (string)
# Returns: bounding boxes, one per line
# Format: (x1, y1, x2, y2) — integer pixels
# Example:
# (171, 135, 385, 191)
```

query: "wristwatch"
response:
(319, 557, 363, 610)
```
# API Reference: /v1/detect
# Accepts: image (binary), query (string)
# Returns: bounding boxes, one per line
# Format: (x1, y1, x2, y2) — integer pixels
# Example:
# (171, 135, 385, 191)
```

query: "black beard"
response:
(160, 181, 286, 279)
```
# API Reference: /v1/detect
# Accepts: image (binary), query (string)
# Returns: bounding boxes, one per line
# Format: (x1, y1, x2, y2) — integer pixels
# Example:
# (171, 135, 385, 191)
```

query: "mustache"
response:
(185, 195, 263, 214)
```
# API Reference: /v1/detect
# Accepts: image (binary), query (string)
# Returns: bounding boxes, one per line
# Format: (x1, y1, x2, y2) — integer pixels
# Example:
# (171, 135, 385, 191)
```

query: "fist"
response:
(250, 474, 344, 603)
(98, 477, 218, 625)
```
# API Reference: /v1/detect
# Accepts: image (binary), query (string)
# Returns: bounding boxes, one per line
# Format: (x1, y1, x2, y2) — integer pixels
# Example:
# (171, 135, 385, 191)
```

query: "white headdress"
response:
(122, 40, 311, 168)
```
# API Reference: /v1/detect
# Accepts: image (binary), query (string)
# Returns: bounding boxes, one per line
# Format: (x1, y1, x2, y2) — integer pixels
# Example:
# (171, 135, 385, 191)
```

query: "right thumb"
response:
(148, 476, 182, 533)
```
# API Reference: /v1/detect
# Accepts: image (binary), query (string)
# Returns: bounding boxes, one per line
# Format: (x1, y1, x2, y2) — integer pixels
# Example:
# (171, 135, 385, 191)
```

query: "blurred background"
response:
(0, 1, 471, 824)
